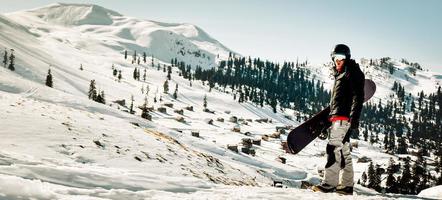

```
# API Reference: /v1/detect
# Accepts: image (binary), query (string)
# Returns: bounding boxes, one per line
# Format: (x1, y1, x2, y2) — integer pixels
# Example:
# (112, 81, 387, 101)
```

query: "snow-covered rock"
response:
(418, 185, 442, 199)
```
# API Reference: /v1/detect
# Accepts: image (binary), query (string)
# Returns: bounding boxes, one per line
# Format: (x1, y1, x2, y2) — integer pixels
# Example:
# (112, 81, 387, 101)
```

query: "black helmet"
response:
(331, 44, 351, 61)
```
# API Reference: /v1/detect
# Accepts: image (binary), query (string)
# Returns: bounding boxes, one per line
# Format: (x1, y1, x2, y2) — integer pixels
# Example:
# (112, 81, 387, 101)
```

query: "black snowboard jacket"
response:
(329, 59, 365, 129)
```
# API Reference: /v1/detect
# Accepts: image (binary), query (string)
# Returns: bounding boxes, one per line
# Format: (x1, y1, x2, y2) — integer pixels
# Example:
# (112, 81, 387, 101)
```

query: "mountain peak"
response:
(25, 3, 122, 26)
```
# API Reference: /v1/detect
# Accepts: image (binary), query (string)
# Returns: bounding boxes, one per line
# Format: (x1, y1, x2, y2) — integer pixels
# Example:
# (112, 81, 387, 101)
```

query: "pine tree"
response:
(129, 95, 134, 114)
(437, 171, 442, 185)
(363, 129, 368, 141)
(145, 85, 150, 95)
(388, 131, 396, 152)
(112, 64, 117, 76)
(124, 50, 127, 60)
(95, 90, 102, 103)
(118, 70, 122, 82)
(167, 65, 172, 80)
(383, 132, 389, 150)
(361, 171, 367, 186)
(367, 162, 377, 189)
(203, 94, 207, 109)
(369, 132, 375, 144)
(373, 164, 382, 192)
(397, 137, 408, 154)
(99, 90, 106, 104)
(417, 161, 429, 193)
(416, 149, 425, 164)
(386, 158, 398, 193)
(399, 157, 412, 194)
(79, 64, 83, 71)
(8, 49, 15, 71)
(142, 95, 148, 108)
(173, 84, 178, 99)
(136, 68, 140, 80)
(163, 80, 169, 94)
(143, 52, 146, 63)
(3, 49, 7, 67)
(238, 87, 244, 103)
(411, 100, 415, 111)
(133, 68, 138, 80)
(151, 55, 154, 68)
(45, 69, 53, 88)
(411, 160, 423, 194)
(95, 90, 105, 104)
(143, 68, 147, 81)
(141, 95, 150, 120)
(88, 80, 97, 100)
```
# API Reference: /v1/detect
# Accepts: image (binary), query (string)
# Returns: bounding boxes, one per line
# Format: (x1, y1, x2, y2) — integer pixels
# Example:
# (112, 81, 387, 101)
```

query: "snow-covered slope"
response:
(0, 3, 440, 199)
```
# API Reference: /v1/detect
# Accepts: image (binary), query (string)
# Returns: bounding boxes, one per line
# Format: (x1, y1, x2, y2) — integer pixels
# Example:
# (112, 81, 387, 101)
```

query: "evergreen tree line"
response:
(172, 53, 330, 115)
(356, 81, 442, 194)
(360, 84, 442, 156)
(360, 155, 442, 194)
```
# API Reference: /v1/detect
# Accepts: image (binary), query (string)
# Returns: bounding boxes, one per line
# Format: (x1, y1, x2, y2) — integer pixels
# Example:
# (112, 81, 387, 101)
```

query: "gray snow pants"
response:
(323, 120, 354, 187)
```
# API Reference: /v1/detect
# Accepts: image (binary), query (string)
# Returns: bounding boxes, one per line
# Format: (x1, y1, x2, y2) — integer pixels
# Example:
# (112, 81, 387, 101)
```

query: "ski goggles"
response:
(333, 54, 346, 62)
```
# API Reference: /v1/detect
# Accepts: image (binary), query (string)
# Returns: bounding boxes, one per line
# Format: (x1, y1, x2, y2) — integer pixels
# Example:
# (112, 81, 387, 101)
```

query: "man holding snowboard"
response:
(312, 44, 365, 195)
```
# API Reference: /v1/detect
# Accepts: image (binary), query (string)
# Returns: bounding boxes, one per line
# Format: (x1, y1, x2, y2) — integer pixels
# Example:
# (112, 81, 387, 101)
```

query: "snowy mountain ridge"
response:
(25, 3, 123, 26)
(5, 3, 234, 71)
(0, 3, 441, 199)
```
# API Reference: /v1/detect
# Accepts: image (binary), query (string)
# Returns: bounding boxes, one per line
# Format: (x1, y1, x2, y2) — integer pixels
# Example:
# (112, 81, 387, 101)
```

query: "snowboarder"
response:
(312, 44, 365, 195)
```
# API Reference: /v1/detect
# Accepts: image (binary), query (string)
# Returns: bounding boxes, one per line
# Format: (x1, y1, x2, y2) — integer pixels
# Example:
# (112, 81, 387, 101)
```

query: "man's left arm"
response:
(350, 74, 365, 129)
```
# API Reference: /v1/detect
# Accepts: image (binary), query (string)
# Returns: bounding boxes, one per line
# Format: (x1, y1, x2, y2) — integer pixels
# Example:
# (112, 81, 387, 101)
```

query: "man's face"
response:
(333, 54, 346, 72)
(335, 59, 345, 70)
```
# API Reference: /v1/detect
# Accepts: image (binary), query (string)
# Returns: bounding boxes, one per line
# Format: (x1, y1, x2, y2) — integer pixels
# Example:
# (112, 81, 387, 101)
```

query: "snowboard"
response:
(286, 79, 376, 154)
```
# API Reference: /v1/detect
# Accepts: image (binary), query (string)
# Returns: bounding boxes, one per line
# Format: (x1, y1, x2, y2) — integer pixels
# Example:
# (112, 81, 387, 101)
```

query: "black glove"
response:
(318, 127, 329, 140)
(319, 121, 332, 140)
(344, 128, 360, 142)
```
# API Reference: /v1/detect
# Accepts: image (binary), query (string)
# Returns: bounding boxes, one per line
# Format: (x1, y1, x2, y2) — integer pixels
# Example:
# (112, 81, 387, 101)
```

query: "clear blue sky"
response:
(1, 0, 441, 72)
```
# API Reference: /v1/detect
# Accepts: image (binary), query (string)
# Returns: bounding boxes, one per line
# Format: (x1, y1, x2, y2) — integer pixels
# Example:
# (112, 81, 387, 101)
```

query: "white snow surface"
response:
(0, 3, 440, 200)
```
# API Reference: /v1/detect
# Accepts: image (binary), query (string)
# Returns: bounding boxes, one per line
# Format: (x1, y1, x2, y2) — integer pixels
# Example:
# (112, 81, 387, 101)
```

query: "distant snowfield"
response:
(0, 3, 441, 200)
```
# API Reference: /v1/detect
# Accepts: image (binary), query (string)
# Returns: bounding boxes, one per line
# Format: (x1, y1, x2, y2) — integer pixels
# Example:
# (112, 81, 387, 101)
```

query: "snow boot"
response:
(335, 185, 353, 195)
(311, 183, 335, 193)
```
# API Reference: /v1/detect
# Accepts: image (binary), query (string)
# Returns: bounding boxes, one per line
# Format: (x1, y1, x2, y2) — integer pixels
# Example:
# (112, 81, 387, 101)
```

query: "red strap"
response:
(329, 116, 350, 122)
